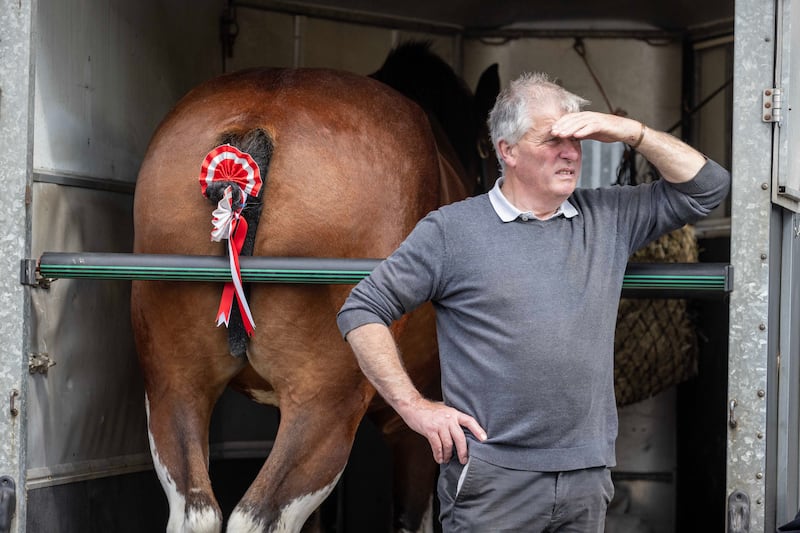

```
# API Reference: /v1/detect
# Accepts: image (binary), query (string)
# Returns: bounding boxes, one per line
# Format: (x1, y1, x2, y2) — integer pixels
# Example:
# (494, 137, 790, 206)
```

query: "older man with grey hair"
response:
(337, 72, 730, 532)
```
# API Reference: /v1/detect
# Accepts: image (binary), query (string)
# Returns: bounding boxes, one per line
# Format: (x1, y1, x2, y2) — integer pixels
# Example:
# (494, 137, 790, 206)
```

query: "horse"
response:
(371, 41, 500, 194)
(131, 48, 499, 533)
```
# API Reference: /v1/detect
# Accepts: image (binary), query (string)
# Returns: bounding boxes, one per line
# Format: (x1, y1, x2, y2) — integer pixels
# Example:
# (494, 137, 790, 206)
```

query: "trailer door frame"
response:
(0, 1, 35, 532)
(729, 0, 800, 531)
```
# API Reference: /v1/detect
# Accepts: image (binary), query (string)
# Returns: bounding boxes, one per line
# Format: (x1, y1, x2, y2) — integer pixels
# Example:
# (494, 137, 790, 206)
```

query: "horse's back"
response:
(134, 67, 441, 259)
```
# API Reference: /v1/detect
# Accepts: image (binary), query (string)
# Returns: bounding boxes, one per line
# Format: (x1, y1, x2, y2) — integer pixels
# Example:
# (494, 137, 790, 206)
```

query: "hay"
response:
(614, 224, 699, 407)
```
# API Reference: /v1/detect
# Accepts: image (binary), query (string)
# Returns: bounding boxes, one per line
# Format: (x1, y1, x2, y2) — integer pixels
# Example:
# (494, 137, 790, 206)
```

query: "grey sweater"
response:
(337, 159, 730, 472)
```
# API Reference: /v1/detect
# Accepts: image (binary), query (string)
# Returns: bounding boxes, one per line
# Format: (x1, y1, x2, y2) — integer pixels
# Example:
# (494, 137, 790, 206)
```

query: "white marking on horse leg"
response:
(226, 470, 343, 533)
(146, 395, 222, 533)
(225, 511, 265, 533)
(185, 506, 223, 533)
(398, 494, 434, 533)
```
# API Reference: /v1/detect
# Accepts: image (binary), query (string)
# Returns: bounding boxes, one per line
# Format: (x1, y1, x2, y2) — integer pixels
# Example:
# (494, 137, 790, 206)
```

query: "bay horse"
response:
(131, 48, 499, 532)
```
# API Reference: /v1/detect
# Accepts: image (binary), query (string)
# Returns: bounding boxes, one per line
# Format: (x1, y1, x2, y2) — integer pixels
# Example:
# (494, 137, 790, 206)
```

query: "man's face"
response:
(506, 102, 582, 202)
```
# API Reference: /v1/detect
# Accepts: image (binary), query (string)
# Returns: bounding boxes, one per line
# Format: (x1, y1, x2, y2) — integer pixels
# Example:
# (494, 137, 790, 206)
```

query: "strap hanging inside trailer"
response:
(34, 252, 733, 299)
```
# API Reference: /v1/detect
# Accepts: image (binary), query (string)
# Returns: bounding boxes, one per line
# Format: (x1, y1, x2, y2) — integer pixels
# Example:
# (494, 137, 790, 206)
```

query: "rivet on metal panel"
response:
(759, 323, 766, 331)
(761, 182, 769, 190)
(760, 253, 768, 260)
(756, 472, 763, 480)
(757, 432, 764, 439)
(8, 390, 18, 418)
(757, 389, 765, 398)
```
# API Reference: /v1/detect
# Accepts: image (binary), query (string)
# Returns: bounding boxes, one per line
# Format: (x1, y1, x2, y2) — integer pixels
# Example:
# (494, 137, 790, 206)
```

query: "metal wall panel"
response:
(0, 2, 35, 531)
(28, 182, 146, 488)
(463, 37, 682, 130)
(226, 4, 459, 75)
(27, 0, 224, 492)
(33, 0, 224, 182)
(727, 1, 776, 531)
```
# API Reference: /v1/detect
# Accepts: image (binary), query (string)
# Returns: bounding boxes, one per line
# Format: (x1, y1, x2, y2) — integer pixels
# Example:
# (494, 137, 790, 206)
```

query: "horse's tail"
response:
(203, 128, 274, 357)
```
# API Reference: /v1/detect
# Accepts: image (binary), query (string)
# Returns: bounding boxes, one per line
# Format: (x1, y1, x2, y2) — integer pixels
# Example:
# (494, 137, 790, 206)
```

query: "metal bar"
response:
(33, 173, 136, 196)
(465, 27, 682, 42)
(36, 252, 733, 298)
(234, 0, 462, 35)
(233, 0, 695, 41)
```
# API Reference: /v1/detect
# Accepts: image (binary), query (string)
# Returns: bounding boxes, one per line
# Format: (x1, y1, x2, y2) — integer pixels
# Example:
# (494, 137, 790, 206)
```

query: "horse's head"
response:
(473, 63, 501, 192)
(371, 41, 500, 194)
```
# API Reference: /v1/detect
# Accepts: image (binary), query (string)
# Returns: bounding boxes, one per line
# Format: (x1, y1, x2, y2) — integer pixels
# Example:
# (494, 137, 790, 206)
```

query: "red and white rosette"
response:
(199, 144, 263, 336)
(200, 144, 263, 198)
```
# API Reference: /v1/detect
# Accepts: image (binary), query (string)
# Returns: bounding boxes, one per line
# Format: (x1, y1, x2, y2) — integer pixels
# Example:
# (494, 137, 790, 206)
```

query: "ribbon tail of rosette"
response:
(228, 216, 256, 335)
(216, 284, 235, 327)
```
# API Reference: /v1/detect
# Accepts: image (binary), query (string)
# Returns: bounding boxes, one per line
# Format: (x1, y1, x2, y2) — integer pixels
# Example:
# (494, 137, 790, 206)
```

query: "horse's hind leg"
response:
(227, 386, 371, 532)
(133, 283, 246, 533)
(386, 427, 438, 533)
(146, 393, 223, 533)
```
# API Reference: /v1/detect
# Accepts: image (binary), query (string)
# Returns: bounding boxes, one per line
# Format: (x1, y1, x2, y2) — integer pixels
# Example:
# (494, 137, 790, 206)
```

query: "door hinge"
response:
(762, 88, 783, 123)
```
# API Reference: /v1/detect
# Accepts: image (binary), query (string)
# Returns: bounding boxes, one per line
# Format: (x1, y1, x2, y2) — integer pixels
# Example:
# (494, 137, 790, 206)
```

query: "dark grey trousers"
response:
(437, 456, 614, 532)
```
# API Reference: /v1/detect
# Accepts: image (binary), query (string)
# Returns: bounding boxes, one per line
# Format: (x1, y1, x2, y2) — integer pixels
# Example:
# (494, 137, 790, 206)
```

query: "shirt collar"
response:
(488, 177, 579, 222)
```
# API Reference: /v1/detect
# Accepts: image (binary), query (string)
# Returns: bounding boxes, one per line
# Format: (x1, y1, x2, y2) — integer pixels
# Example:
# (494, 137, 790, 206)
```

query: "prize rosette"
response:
(199, 144, 263, 335)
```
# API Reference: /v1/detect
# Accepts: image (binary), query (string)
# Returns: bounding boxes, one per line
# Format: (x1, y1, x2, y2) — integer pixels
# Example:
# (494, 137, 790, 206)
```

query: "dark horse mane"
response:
(370, 41, 498, 191)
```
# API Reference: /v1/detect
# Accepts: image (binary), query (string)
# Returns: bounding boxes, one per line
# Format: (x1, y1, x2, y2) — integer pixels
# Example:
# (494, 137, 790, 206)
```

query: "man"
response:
(336, 72, 730, 532)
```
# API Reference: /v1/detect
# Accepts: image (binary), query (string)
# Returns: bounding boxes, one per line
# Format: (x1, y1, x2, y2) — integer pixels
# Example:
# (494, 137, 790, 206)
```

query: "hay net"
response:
(613, 148, 699, 407)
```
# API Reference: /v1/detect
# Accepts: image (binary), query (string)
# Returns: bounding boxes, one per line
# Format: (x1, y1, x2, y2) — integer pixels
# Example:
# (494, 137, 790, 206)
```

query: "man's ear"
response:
(498, 139, 516, 168)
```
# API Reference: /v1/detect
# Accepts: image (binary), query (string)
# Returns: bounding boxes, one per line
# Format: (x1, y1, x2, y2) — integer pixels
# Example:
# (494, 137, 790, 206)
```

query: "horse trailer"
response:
(0, 0, 798, 531)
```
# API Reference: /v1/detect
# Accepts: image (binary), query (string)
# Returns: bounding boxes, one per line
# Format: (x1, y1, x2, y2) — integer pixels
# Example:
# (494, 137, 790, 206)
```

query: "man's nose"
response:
(559, 138, 581, 160)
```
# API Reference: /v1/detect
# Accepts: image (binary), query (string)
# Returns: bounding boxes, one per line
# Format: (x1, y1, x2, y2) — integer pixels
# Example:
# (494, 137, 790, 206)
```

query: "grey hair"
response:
(488, 72, 590, 171)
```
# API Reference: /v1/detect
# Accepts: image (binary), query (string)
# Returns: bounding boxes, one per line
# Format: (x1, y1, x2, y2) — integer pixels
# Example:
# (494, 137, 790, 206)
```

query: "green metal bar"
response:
(37, 253, 379, 283)
(36, 252, 733, 298)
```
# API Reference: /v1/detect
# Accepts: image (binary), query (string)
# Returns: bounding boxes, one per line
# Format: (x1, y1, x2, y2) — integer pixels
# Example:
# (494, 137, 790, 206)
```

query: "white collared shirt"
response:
(488, 177, 579, 222)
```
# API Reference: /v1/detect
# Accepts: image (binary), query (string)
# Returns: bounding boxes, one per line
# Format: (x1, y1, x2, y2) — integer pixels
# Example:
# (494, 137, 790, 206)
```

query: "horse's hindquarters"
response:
(132, 68, 446, 532)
